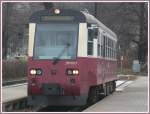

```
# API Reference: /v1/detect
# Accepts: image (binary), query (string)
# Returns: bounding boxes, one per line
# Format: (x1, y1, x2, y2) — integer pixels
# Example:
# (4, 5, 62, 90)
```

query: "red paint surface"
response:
(28, 57, 117, 96)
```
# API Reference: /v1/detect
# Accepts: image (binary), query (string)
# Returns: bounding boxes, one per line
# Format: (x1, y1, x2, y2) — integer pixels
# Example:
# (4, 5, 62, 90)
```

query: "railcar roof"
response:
(30, 9, 117, 40)
(82, 11, 117, 39)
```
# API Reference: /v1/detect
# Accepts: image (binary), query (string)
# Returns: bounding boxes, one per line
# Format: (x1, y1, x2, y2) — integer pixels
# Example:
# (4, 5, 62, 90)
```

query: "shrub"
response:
(2, 59, 27, 81)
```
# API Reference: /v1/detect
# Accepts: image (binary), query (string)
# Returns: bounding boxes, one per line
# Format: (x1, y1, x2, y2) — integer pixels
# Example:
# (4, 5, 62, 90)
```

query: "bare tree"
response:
(131, 3, 148, 63)
(95, 3, 147, 64)
(2, 2, 147, 66)
(2, 3, 12, 59)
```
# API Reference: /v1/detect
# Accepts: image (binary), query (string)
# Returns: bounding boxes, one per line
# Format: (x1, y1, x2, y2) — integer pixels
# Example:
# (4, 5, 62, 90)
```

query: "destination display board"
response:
(41, 16, 74, 21)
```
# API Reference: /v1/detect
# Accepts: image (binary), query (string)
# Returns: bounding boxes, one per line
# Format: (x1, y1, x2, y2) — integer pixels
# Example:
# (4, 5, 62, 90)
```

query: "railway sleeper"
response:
(3, 98, 27, 112)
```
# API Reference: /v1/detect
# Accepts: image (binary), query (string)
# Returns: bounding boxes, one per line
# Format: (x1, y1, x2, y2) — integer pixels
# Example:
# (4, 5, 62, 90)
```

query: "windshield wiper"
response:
(52, 43, 70, 65)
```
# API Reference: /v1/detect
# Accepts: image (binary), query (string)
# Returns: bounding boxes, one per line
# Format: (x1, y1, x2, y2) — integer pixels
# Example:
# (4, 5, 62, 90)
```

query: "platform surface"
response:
(83, 76, 148, 112)
(2, 83, 27, 103)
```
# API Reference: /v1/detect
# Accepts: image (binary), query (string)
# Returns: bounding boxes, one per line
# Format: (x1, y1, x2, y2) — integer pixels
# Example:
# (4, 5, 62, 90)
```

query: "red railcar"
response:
(28, 9, 117, 107)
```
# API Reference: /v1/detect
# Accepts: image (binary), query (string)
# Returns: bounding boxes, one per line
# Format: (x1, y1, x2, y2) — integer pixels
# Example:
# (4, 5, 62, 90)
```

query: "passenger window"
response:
(87, 25, 98, 56)
(115, 42, 117, 59)
(106, 37, 108, 58)
(88, 29, 94, 41)
(97, 31, 101, 57)
(110, 40, 112, 58)
(108, 48, 109, 58)
(98, 44, 100, 56)
(100, 35, 117, 59)
(88, 42, 93, 55)
(105, 37, 107, 57)
(87, 29, 93, 55)
(103, 36, 106, 57)
(100, 35, 103, 57)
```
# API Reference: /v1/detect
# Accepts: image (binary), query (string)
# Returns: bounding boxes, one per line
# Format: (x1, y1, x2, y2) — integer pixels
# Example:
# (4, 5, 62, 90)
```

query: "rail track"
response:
(37, 96, 105, 112)
(2, 97, 27, 112)
(2, 79, 132, 112)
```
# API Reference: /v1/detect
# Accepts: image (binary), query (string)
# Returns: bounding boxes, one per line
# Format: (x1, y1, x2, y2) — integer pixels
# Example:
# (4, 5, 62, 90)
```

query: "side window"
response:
(97, 31, 101, 56)
(113, 41, 115, 59)
(112, 41, 114, 59)
(101, 35, 117, 59)
(101, 35, 104, 57)
(115, 42, 117, 59)
(113, 41, 117, 59)
(112, 40, 114, 59)
(110, 40, 113, 58)
(87, 26, 98, 55)
(98, 44, 100, 56)
(110, 40, 114, 59)
(106, 37, 109, 58)
(105, 37, 108, 58)
(87, 29, 93, 55)
(103, 36, 106, 57)
(108, 38, 110, 58)
(103, 35, 109, 58)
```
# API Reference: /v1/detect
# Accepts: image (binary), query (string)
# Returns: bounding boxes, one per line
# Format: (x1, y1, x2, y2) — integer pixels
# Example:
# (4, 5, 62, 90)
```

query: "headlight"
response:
(67, 69, 73, 75)
(30, 69, 42, 75)
(73, 70, 79, 75)
(54, 9, 60, 14)
(30, 69, 36, 75)
(36, 69, 42, 75)
(66, 69, 79, 75)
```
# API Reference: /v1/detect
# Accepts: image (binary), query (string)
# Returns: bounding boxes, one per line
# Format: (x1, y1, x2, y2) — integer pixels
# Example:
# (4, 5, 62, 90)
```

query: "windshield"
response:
(34, 23, 78, 60)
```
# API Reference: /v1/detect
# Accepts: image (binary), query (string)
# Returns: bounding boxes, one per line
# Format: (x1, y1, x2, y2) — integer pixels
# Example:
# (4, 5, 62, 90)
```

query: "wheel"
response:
(104, 82, 112, 96)
(87, 87, 99, 105)
(103, 84, 107, 96)
(106, 82, 110, 95)
(109, 81, 113, 93)
(112, 81, 116, 92)
(103, 83, 108, 96)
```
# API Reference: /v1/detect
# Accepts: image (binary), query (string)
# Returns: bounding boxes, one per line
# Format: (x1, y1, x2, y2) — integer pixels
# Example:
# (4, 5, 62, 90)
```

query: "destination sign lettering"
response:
(41, 16, 74, 21)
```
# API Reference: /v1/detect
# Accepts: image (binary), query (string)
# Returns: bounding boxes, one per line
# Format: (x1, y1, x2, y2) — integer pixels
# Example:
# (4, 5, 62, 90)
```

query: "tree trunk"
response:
(2, 3, 12, 59)
(94, 3, 97, 17)
(138, 3, 145, 63)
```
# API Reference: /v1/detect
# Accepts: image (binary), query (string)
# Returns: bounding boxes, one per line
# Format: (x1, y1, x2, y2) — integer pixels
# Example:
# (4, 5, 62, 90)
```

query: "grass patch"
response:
(2, 59, 27, 82)
(117, 68, 147, 76)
